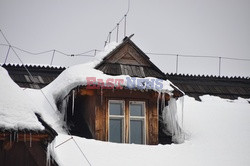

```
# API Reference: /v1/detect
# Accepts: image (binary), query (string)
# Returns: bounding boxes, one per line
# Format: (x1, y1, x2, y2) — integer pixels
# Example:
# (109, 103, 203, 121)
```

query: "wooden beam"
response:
(0, 133, 50, 142)
(79, 89, 95, 96)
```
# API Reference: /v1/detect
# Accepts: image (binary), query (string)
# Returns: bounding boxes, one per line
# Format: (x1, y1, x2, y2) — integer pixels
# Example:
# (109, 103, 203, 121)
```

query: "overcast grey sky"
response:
(0, 0, 249, 77)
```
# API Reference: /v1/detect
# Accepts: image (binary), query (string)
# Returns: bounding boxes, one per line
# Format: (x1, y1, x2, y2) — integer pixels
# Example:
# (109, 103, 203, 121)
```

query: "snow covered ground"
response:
(52, 95, 250, 166)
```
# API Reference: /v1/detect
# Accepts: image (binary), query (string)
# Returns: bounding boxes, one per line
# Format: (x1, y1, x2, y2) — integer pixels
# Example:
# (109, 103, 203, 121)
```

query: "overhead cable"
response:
(0, 28, 92, 166)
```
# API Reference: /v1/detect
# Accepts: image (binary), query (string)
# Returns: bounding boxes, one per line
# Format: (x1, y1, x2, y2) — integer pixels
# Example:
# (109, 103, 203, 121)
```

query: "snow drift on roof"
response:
(0, 67, 44, 130)
(42, 42, 174, 101)
(51, 95, 250, 166)
(0, 42, 175, 132)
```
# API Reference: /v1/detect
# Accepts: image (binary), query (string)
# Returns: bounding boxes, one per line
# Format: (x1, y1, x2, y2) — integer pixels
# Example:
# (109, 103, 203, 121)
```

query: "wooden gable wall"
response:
(95, 37, 166, 79)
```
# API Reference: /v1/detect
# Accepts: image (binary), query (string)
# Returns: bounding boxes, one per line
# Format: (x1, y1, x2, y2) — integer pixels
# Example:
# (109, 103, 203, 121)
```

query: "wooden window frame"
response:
(108, 100, 147, 144)
(129, 101, 146, 144)
(108, 100, 125, 143)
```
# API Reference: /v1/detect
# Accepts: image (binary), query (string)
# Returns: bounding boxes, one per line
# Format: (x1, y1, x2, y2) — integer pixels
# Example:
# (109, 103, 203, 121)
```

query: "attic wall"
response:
(95, 40, 166, 79)
(68, 87, 172, 145)
(0, 141, 57, 166)
(67, 90, 95, 139)
(95, 88, 160, 145)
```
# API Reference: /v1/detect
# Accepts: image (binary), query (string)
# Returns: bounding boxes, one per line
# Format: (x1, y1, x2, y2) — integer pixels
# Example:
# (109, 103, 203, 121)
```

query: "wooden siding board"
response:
(0, 141, 57, 166)
(126, 65, 133, 76)
(139, 67, 146, 77)
(120, 64, 126, 75)
(95, 39, 166, 79)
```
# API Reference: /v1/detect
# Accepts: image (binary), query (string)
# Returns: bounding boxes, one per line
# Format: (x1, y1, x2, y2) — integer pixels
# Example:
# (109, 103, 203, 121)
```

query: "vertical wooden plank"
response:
(95, 90, 107, 141)
(125, 99, 129, 143)
(147, 95, 158, 145)
(105, 97, 108, 141)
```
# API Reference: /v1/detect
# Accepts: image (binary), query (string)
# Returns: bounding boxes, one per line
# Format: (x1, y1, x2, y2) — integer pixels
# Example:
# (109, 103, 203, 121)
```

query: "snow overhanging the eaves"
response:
(0, 67, 44, 131)
(42, 42, 175, 103)
(0, 41, 176, 133)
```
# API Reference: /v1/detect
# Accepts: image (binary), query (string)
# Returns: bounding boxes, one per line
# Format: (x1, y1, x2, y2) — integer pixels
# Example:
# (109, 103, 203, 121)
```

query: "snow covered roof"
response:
(41, 42, 178, 105)
(95, 36, 167, 79)
(51, 95, 250, 166)
(2, 63, 65, 89)
(166, 73, 250, 101)
(0, 66, 44, 131)
(0, 41, 177, 133)
(1, 63, 66, 69)
(1, 40, 250, 165)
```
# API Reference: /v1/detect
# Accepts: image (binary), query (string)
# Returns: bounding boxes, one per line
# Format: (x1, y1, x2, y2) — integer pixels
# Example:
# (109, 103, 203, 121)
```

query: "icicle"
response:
(29, 133, 32, 147)
(162, 98, 185, 144)
(46, 143, 51, 166)
(61, 95, 69, 122)
(47, 141, 56, 166)
(157, 91, 161, 115)
(179, 96, 185, 129)
(72, 90, 75, 116)
(161, 93, 165, 110)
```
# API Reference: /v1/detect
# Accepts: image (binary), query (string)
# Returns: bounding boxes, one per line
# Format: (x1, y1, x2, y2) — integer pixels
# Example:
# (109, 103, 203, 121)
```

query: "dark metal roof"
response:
(2, 63, 65, 89)
(2, 63, 249, 101)
(166, 73, 250, 101)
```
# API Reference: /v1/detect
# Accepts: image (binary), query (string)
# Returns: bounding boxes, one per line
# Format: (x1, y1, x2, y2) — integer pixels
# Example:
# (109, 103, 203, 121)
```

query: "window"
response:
(108, 101, 125, 143)
(108, 100, 146, 144)
(129, 101, 145, 144)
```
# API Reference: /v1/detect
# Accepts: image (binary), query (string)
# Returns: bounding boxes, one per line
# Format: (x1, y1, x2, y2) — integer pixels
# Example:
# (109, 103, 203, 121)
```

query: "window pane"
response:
(110, 103, 123, 115)
(109, 119, 123, 143)
(130, 103, 144, 116)
(130, 120, 144, 144)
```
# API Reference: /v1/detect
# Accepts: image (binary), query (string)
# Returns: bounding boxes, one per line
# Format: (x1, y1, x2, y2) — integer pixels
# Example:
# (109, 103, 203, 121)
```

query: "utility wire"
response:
(0, 43, 54, 55)
(1, 41, 250, 62)
(0, 43, 100, 57)
(73, 49, 101, 57)
(0, 29, 92, 166)
(146, 52, 250, 61)
(104, 0, 130, 45)
(72, 137, 92, 166)
(55, 136, 73, 148)
(4, 45, 11, 63)
(1, 42, 250, 64)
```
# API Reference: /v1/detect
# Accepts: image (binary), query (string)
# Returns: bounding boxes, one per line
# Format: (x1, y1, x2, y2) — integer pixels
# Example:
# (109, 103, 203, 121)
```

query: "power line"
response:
(4, 45, 11, 63)
(146, 52, 250, 61)
(0, 29, 92, 166)
(55, 137, 73, 148)
(0, 43, 54, 55)
(146, 52, 250, 76)
(0, 43, 100, 57)
(50, 50, 55, 65)
(104, 0, 130, 46)
(2, 42, 249, 62)
(72, 137, 92, 166)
